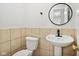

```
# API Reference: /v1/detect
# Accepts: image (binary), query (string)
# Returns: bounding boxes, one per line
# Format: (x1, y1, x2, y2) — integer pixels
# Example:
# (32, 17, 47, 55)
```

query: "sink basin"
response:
(46, 34, 74, 56)
(46, 34, 74, 47)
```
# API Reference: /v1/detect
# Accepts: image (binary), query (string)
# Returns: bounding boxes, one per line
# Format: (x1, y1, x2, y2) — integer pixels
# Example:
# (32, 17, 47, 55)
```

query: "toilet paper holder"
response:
(72, 44, 79, 51)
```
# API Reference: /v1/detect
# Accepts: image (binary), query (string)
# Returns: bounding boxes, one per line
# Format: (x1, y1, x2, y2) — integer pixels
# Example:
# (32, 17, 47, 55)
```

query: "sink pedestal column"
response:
(54, 46, 62, 56)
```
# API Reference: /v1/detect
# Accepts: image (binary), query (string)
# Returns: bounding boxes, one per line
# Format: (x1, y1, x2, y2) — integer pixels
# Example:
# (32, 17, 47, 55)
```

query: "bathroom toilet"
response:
(13, 37, 38, 56)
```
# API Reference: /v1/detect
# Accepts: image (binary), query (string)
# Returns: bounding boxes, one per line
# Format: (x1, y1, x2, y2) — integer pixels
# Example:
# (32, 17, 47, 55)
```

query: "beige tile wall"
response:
(0, 29, 10, 43)
(0, 28, 77, 56)
(0, 41, 10, 56)
(0, 29, 11, 56)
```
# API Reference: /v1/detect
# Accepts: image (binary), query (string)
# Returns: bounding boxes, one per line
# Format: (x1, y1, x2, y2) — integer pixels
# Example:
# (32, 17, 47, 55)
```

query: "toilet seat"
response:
(13, 49, 33, 56)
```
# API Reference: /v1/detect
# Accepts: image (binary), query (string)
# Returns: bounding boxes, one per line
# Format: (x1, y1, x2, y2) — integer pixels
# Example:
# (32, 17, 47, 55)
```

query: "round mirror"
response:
(48, 3, 73, 26)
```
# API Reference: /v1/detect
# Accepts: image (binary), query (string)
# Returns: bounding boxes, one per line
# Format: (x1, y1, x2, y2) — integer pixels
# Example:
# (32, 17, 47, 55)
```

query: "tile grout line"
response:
(20, 28, 23, 49)
(9, 29, 11, 56)
(0, 37, 22, 45)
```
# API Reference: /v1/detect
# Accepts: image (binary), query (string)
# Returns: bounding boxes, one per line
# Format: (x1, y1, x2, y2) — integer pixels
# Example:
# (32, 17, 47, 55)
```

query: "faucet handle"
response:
(56, 29, 62, 37)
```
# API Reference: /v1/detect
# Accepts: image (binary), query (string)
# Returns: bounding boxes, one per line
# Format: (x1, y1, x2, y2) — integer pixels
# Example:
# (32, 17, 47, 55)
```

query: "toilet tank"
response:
(25, 37, 39, 51)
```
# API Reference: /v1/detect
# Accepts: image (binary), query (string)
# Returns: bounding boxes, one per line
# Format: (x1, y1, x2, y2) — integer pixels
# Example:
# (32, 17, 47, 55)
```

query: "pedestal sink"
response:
(46, 34, 74, 56)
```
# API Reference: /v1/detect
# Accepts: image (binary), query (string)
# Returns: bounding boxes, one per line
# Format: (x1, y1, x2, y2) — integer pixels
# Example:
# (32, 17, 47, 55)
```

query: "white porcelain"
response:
(46, 34, 74, 47)
(26, 37, 39, 51)
(13, 37, 39, 56)
(13, 49, 33, 56)
(46, 34, 74, 56)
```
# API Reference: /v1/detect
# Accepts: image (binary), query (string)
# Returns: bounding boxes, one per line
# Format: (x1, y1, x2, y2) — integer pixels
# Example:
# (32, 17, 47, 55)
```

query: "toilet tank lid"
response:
(25, 37, 39, 40)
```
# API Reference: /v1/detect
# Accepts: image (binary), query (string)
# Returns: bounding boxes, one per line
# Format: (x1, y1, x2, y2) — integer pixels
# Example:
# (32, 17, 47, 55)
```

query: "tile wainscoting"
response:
(0, 28, 77, 56)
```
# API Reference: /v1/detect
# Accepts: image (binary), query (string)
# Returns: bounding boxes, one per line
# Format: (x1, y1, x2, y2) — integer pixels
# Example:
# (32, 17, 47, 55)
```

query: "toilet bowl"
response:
(13, 37, 38, 56)
(13, 49, 33, 56)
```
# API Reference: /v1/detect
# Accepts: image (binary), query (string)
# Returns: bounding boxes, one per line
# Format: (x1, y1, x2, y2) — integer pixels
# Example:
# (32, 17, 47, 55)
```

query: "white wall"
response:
(0, 3, 25, 29)
(24, 3, 75, 28)
(0, 3, 78, 29)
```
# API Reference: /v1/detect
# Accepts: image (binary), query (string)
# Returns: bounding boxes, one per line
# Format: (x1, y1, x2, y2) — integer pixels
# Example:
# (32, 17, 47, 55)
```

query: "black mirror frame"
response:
(48, 3, 73, 26)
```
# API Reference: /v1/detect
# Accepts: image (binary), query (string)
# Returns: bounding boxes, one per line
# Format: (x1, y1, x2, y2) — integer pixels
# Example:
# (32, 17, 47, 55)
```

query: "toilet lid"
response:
(13, 49, 32, 56)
